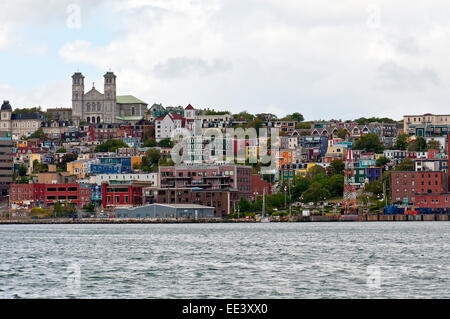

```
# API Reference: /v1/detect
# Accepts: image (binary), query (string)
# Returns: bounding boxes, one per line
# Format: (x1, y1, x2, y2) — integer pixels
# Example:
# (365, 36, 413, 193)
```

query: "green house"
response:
(354, 168, 366, 185)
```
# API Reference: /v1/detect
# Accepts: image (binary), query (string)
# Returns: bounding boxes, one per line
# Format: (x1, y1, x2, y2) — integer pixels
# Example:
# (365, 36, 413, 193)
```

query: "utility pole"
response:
(262, 187, 266, 218)
(288, 179, 292, 218)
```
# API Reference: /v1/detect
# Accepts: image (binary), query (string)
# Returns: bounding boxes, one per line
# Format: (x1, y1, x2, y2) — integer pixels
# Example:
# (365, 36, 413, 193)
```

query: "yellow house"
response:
(295, 163, 320, 177)
(78, 153, 90, 160)
(326, 145, 346, 157)
(67, 161, 86, 178)
(27, 153, 42, 174)
(131, 156, 142, 169)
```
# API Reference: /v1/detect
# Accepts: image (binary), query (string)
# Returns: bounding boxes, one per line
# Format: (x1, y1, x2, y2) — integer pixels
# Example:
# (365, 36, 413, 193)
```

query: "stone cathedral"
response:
(71, 71, 148, 124)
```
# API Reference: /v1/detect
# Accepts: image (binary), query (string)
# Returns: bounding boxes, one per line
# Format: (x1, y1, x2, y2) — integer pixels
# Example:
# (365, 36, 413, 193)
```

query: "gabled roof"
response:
(185, 104, 195, 110)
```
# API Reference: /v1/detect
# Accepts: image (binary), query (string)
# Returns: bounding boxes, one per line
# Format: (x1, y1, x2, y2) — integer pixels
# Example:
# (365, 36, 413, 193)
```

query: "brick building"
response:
(391, 171, 447, 205)
(251, 174, 272, 200)
(102, 182, 144, 208)
(159, 164, 252, 201)
(10, 183, 91, 209)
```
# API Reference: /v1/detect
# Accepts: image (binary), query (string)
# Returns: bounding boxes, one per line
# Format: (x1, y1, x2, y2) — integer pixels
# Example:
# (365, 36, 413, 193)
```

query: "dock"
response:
(0, 214, 448, 224)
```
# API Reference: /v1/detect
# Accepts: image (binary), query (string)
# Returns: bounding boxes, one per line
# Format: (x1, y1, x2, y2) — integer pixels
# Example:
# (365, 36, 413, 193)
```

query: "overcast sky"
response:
(1, 0, 450, 121)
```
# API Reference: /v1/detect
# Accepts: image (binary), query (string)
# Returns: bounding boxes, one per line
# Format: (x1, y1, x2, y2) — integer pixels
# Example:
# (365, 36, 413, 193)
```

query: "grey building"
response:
(46, 108, 72, 122)
(115, 203, 215, 219)
(71, 71, 147, 124)
(0, 131, 13, 197)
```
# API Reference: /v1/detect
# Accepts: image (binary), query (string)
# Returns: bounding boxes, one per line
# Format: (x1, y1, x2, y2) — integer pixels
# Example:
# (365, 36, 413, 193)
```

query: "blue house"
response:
(93, 157, 132, 174)
(90, 163, 122, 174)
(366, 167, 384, 183)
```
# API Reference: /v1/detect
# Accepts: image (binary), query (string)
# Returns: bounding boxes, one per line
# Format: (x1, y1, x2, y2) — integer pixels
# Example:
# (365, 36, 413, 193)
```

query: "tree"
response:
(139, 156, 152, 172)
(328, 174, 344, 197)
(295, 122, 311, 129)
(376, 156, 389, 167)
(302, 182, 330, 203)
(18, 164, 27, 177)
(246, 118, 264, 131)
(395, 134, 409, 150)
(328, 160, 345, 176)
(95, 139, 129, 152)
(307, 165, 326, 179)
(82, 203, 95, 213)
(336, 128, 349, 139)
(284, 112, 304, 122)
(291, 176, 310, 202)
(28, 128, 46, 140)
(158, 138, 174, 148)
(233, 111, 254, 121)
(427, 140, 441, 151)
(56, 147, 66, 153)
(364, 180, 383, 197)
(54, 201, 76, 218)
(146, 148, 161, 165)
(143, 138, 157, 147)
(408, 137, 427, 152)
(32, 159, 40, 174)
(354, 133, 383, 153)
(205, 110, 230, 115)
(238, 197, 251, 213)
(395, 159, 415, 171)
(355, 117, 397, 125)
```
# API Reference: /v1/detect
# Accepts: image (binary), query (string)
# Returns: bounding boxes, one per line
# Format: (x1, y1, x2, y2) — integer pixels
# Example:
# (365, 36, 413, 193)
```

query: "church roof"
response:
(116, 116, 144, 121)
(117, 95, 148, 105)
(1, 100, 12, 111)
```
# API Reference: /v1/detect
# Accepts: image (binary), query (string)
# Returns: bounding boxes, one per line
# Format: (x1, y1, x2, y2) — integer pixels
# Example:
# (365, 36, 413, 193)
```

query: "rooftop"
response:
(116, 95, 148, 105)
(1, 101, 12, 111)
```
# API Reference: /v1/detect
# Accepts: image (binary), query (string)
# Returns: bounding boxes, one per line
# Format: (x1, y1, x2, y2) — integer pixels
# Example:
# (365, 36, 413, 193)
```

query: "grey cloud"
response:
(153, 57, 232, 78)
(376, 62, 439, 90)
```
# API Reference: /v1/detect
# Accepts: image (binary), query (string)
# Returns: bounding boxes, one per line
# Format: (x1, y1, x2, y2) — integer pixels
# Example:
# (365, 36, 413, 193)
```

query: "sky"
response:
(1, 0, 450, 121)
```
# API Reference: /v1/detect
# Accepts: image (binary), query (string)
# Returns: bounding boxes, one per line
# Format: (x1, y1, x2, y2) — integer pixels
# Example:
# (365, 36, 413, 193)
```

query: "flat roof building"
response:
(115, 203, 215, 219)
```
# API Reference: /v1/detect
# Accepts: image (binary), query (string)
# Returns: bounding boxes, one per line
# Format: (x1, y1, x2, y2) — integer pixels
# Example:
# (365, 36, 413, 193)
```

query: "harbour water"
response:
(0, 222, 448, 299)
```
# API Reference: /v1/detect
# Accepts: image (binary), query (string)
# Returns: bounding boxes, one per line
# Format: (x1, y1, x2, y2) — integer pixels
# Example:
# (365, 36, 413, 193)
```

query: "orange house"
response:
(278, 150, 293, 168)
(131, 156, 142, 169)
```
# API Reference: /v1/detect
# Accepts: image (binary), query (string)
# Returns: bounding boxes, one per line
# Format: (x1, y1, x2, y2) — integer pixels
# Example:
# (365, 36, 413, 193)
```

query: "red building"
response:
(88, 124, 121, 141)
(10, 183, 91, 208)
(159, 164, 252, 201)
(118, 123, 154, 139)
(415, 193, 450, 209)
(251, 174, 272, 200)
(391, 171, 447, 205)
(391, 134, 450, 208)
(102, 183, 144, 208)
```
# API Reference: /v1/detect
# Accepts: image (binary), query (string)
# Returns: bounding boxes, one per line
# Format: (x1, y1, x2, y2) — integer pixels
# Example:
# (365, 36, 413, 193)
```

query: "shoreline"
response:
(0, 214, 448, 224)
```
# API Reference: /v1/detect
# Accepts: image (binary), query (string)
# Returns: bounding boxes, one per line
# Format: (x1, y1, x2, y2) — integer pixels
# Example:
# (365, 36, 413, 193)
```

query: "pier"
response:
(0, 214, 448, 224)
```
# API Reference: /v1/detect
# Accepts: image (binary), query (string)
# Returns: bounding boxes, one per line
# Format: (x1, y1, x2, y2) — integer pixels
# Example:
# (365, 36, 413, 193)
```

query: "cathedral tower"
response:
(72, 72, 85, 122)
(104, 72, 117, 123)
